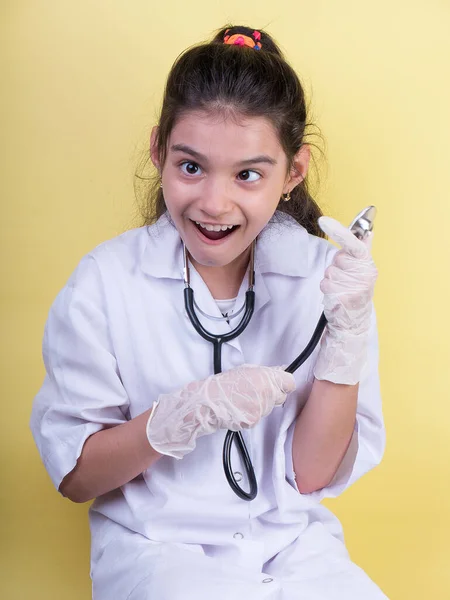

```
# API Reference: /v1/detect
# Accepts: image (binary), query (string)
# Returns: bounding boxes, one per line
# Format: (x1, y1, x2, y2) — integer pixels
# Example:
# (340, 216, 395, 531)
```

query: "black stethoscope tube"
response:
(184, 286, 258, 501)
(222, 310, 327, 500)
(184, 288, 256, 372)
(184, 283, 326, 501)
(285, 312, 327, 374)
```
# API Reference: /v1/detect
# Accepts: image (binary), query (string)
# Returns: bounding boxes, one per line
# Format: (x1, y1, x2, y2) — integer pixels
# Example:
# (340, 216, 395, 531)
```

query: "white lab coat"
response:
(30, 211, 387, 599)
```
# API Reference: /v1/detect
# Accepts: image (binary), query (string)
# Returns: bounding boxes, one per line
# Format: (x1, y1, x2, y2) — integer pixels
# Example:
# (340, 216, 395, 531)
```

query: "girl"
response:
(30, 24, 387, 600)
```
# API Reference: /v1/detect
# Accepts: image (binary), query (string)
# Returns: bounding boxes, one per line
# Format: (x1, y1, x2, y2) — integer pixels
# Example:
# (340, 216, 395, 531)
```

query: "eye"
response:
(238, 170, 261, 182)
(180, 161, 202, 176)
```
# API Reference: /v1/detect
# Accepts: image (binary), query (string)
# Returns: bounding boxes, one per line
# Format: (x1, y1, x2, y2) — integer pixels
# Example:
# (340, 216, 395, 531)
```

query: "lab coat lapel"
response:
(186, 263, 271, 356)
(140, 211, 310, 282)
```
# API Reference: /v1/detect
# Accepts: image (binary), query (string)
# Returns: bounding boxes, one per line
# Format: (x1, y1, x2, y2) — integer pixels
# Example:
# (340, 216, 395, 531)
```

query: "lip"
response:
(189, 219, 238, 246)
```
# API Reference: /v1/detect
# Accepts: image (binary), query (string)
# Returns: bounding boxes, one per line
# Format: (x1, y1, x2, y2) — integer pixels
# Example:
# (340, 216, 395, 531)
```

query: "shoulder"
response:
(307, 229, 338, 272)
(45, 215, 178, 331)
(66, 226, 150, 289)
(67, 214, 177, 290)
(257, 212, 337, 278)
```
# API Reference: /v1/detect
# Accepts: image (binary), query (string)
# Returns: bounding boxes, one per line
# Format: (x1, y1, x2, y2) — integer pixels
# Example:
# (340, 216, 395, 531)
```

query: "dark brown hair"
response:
(135, 24, 325, 237)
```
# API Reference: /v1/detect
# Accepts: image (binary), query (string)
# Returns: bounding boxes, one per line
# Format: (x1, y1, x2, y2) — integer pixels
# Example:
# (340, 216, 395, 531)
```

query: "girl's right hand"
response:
(146, 364, 296, 459)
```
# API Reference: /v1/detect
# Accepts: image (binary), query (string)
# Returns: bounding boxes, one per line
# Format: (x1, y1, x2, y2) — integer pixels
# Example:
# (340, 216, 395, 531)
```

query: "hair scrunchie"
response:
(223, 28, 262, 50)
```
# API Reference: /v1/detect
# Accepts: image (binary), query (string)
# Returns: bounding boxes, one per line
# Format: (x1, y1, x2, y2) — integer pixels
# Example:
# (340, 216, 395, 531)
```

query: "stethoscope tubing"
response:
(222, 310, 328, 500)
(184, 280, 326, 501)
(184, 285, 259, 500)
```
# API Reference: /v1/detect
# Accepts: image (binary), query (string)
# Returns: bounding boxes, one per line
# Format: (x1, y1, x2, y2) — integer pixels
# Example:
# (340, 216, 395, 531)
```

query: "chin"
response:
(188, 249, 234, 268)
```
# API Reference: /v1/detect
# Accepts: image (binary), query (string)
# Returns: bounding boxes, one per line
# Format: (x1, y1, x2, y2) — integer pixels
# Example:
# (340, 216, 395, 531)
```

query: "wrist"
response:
(145, 395, 205, 460)
(145, 399, 182, 459)
(313, 327, 369, 385)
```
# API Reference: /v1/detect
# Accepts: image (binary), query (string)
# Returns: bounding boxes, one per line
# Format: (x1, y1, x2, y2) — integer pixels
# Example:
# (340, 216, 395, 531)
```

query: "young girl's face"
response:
(152, 110, 308, 270)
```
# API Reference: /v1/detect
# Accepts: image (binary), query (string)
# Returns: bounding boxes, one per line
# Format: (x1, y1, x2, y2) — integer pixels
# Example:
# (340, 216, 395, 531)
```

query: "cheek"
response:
(248, 186, 281, 221)
(263, 173, 284, 204)
(162, 180, 192, 215)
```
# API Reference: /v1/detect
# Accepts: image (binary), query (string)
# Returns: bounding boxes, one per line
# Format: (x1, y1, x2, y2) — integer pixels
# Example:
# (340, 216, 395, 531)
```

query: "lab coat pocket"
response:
(126, 543, 206, 600)
(91, 532, 163, 600)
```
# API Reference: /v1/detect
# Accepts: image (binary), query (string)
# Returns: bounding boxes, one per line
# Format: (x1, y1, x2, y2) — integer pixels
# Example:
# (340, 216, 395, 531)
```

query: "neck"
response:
(190, 246, 252, 299)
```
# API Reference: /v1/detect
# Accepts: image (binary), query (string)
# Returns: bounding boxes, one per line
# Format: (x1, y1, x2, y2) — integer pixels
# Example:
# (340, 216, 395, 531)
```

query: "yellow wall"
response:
(2, 1, 449, 598)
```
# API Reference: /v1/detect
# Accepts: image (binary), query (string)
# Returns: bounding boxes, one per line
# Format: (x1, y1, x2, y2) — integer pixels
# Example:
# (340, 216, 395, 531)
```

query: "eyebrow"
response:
(170, 144, 277, 167)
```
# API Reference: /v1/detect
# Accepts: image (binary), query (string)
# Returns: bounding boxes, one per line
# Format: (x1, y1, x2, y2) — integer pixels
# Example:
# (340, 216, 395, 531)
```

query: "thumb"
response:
(271, 367, 296, 395)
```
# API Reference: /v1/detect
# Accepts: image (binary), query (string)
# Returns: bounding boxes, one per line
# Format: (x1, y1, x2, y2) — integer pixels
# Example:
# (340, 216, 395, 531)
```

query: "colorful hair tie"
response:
(223, 29, 262, 50)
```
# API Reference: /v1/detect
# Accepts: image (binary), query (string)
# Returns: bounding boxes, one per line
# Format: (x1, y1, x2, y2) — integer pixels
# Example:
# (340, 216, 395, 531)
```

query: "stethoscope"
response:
(183, 206, 376, 501)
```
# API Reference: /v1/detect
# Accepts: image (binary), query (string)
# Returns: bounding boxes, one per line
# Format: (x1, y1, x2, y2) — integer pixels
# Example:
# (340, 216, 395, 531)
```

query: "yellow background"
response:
(1, 1, 449, 598)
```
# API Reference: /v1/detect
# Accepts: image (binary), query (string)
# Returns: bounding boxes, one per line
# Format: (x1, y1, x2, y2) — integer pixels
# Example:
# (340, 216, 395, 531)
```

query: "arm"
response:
(31, 258, 295, 504)
(292, 380, 358, 494)
(60, 364, 296, 502)
(30, 257, 148, 503)
(59, 407, 161, 503)
(289, 216, 383, 496)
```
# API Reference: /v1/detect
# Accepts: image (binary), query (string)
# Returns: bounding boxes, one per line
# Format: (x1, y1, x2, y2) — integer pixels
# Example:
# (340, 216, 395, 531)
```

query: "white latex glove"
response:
(313, 216, 378, 385)
(146, 364, 296, 459)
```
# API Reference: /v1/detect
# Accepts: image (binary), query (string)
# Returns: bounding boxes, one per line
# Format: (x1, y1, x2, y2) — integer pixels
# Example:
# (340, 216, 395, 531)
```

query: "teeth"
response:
(195, 221, 235, 232)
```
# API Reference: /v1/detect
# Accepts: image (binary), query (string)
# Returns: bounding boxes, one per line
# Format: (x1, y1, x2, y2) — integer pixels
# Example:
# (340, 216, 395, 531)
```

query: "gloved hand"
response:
(313, 216, 378, 385)
(146, 364, 296, 459)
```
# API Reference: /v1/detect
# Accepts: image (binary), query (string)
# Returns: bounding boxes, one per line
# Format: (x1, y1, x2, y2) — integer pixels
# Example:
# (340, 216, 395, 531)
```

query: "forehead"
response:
(168, 110, 284, 161)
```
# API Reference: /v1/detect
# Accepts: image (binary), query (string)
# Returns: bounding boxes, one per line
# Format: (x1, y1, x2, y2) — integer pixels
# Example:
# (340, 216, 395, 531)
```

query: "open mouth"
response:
(191, 220, 239, 241)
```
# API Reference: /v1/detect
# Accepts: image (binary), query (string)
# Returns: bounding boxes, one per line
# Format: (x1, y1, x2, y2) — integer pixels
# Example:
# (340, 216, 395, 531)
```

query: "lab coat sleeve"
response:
(30, 255, 129, 492)
(285, 305, 385, 501)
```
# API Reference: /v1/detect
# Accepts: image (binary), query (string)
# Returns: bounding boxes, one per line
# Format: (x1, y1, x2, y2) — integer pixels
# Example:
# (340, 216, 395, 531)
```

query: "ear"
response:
(283, 144, 311, 194)
(150, 126, 161, 172)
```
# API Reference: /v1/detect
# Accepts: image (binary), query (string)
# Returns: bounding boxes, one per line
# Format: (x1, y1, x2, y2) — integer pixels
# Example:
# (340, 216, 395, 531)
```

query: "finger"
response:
(320, 272, 375, 296)
(332, 250, 372, 271)
(318, 216, 370, 259)
(271, 367, 296, 394)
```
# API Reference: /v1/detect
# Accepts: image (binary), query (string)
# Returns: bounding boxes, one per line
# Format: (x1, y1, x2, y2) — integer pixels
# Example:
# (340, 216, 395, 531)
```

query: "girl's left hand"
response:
(313, 216, 378, 385)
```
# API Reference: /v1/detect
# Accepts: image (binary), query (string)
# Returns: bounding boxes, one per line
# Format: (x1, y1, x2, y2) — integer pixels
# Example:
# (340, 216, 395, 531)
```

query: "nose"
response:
(197, 179, 234, 219)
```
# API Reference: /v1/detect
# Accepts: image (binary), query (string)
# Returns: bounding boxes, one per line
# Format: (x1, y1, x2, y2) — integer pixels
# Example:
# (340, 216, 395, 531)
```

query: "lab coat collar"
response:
(140, 211, 310, 280)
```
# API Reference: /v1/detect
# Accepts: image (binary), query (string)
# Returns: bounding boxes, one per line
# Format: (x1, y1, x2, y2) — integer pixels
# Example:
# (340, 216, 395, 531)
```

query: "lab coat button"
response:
(262, 578, 273, 583)
(233, 471, 243, 482)
(233, 532, 244, 540)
